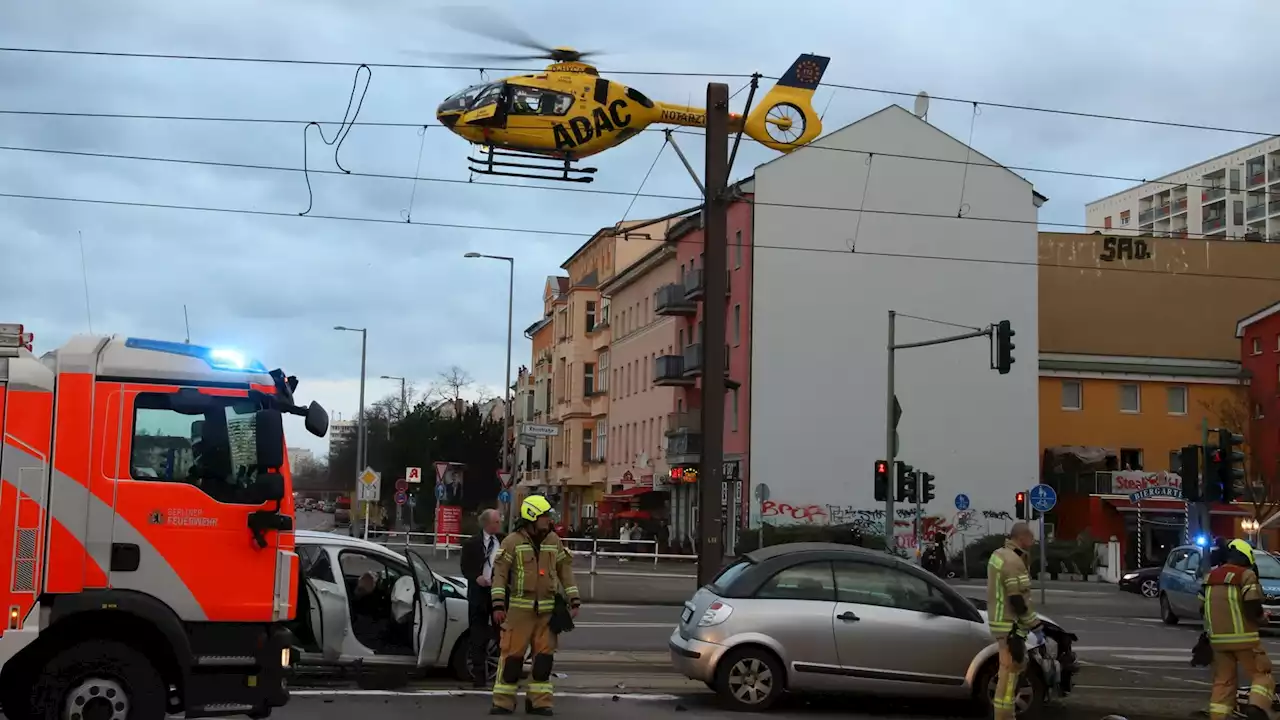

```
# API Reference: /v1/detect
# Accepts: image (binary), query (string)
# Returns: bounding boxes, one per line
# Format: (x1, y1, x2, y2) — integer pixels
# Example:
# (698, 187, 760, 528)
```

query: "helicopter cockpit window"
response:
(468, 83, 505, 111)
(509, 87, 574, 116)
(438, 84, 486, 113)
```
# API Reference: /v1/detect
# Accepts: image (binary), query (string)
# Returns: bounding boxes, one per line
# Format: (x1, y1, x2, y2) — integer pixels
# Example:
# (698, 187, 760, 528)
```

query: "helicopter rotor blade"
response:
(437, 5, 551, 54)
(407, 50, 553, 64)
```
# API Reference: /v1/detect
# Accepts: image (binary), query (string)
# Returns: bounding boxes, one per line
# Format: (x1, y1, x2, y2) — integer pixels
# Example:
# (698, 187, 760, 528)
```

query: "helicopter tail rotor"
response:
(743, 54, 831, 154)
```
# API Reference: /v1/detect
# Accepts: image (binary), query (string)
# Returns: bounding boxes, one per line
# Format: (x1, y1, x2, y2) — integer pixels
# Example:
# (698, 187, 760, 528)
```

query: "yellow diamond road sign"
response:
(359, 468, 379, 485)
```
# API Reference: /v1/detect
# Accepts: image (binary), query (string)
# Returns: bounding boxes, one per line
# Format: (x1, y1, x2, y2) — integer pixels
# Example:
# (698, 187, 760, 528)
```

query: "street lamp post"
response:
(465, 252, 515, 530)
(336, 325, 368, 537)
(380, 375, 408, 420)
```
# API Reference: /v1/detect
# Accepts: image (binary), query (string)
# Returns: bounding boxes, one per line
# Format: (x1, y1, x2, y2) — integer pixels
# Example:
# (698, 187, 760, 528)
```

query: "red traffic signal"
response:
(1015, 491, 1027, 519)
(876, 461, 888, 474)
(1016, 491, 1025, 503)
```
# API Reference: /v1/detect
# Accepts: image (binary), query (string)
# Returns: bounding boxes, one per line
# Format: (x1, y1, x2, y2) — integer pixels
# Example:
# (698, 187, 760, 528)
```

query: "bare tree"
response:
(432, 365, 474, 404)
(1200, 388, 1280, 524)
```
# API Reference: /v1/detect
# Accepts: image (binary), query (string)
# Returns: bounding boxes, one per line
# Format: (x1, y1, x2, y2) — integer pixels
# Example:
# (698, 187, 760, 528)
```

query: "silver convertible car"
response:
(669, 543, 1077, 717)
(290, 530, 497, 682)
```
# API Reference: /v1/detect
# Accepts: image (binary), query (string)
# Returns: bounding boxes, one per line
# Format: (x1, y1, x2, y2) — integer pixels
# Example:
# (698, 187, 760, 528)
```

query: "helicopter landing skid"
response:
(468, 147, 597, 184)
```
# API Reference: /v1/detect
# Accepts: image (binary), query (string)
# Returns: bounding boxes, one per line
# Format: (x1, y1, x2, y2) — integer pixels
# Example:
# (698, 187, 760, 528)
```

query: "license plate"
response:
(681, 607, 693, 624)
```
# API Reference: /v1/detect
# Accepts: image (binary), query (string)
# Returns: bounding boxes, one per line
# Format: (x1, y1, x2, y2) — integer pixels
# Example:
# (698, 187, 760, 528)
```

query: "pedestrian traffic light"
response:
(874, 460, 890, 502)
(1015, 491, 1027, 519)
(1204, 446, 1222, 503)
(920, 472, 936, 503)
(994, 320, 1016, 375)
(1180, 445, 1202, 502)
(895, 461, 916, 503)
(1216, 428, 1245, 503)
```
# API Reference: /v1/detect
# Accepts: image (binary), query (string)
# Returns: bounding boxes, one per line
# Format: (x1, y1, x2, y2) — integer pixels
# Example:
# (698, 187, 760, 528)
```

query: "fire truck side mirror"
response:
(255, 409, 286, 470)
(304, 401, 329, 438)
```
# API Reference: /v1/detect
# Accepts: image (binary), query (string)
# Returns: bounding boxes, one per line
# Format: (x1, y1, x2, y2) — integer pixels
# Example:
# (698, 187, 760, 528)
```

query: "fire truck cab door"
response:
(112, 385, 285, 623)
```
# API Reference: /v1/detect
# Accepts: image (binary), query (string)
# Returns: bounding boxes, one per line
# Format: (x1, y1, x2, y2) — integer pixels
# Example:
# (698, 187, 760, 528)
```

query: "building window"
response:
(1119, 383, 1141, 413)
(597, 423, 607, 462)
(583, 362, 595, 396)
(582, 428, 592, 464)
(1120, 448, 1143, 471)
(678, 327, 685, 348)
(730, 389, 739, 432)
(1104, 216, 1112, 229)
(585, 301, 596, 332)
(1166, 386, 1187, 415)
(1253, 337, 1263, 355)
(1120, 210, 1130, 226)
(732, 304, 741, 346)
(1060, 380, 1082, 411)
(597, 352, 609, 392)
(734, 230, 743, 269)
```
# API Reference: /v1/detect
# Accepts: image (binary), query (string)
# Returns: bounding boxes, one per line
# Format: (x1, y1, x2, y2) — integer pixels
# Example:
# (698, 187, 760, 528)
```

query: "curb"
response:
(580, 599, 685, 607)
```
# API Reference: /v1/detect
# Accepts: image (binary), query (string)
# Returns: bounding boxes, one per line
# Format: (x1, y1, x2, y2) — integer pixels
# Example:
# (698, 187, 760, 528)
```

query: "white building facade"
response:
(1086, 137, 1280, 242)
(748, 105, 1043, 553)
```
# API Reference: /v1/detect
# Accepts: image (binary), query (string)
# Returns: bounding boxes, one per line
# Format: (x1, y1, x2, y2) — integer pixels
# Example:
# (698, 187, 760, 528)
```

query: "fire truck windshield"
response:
(131, 392, 275, 504)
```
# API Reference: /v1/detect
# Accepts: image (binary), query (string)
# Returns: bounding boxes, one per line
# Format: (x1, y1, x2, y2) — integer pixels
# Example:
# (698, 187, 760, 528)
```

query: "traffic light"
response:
(895, 461, 916, 503)
(995, 320, 1016, 375)
(1216, 428, 1245, 503)
(874, 460, 890, 502)
(1180, 445, 1202, 502)
(1015, 491, 1027, 519)
(1204, 446, 1222, 502)
(920, 472, 936, 503)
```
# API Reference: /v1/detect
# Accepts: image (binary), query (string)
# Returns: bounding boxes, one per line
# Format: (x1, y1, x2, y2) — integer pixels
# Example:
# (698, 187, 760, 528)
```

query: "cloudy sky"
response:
(4, 1, 1275, 455)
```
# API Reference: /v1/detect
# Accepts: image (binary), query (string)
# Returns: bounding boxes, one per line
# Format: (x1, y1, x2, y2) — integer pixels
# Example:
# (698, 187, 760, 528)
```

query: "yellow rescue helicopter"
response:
(431, 23, 830, 183)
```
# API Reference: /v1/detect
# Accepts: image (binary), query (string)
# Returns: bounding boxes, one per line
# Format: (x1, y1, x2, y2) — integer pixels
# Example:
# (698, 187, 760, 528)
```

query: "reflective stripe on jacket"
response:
(986, 540, 1039, 636)
(1203, 564, 1262, 650)
(490, 527, 581, 614)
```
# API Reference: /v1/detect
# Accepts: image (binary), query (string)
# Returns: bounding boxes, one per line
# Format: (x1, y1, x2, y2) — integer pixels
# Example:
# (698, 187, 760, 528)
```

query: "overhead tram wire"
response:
(2, 137, 1280, 233)
(3, 45, 1280, 138)
(3, 188, 1280, 286)
(0, 107, 1267, 196)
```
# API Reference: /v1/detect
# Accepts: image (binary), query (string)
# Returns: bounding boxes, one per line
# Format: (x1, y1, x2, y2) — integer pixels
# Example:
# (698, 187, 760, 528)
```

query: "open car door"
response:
(299, 548, 348, 662)
(407, 548, 448, 667)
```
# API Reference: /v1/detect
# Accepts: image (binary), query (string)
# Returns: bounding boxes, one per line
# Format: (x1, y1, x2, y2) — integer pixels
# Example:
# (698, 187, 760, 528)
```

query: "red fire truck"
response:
(0, 324, 328, 720)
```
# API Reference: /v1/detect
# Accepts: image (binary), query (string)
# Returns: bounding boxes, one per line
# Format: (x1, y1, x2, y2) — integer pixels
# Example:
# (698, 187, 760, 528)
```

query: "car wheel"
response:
(714, 646, 784, 712)
(978, 657, 1047, 719)
(1160, 593, 1179, 625)
(1140, 579, 1160, 599)
(30, 639, 168, 720)
(449, 634, 501, 684)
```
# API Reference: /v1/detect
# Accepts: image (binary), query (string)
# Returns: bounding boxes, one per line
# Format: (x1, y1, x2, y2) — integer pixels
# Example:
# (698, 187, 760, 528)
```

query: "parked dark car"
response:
(1118, 566, 1162, 598)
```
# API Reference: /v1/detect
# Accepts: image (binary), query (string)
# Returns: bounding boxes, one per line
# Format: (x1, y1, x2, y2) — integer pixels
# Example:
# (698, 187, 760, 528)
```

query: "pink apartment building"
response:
(597, 242, 682, 539)
(654, 197, 754, 550)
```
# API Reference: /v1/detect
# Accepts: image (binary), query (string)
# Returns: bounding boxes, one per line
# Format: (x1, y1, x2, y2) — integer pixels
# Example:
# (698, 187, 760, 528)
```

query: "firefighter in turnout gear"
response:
(1200, 539, 1274, 720)
(986, 522, 1041, 720)
(489, 494, 581, 716)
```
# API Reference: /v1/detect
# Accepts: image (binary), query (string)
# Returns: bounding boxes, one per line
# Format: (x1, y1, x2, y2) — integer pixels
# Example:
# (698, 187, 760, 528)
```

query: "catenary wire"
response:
(0, 141, 1268, 239)
(0, 108, 1269, 197)
(2, 189, 1279, 285)
(3, 44, 1279, 138)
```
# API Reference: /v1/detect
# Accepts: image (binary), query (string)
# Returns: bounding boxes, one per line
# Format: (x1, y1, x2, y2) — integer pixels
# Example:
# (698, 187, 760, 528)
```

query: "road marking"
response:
(1073, 684, 1200, 694)
(1076, 646, 1200, 652)
(291, 689, 681, 701)
(574, 622, 675, 628)
(1111, 654, 1191, 663)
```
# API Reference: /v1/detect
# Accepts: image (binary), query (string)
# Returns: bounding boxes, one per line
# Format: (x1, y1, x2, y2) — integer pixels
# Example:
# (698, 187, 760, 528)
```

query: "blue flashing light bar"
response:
(124, 337, 268, 373)
(1195, 534, 1209, 547)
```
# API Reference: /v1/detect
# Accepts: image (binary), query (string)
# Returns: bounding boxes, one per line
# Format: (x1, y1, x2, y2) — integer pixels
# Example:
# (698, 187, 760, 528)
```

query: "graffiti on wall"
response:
(757, 498, 1017, 552)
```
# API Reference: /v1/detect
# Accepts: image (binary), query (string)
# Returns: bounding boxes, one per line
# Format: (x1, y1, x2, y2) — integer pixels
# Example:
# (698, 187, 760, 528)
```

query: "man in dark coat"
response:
(460, 508, 503, 687)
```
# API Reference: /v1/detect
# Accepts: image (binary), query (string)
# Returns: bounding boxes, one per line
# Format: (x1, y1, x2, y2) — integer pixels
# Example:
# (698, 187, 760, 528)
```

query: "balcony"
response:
(1270, 200, 1280, 216)
(1202, 187, 1227, 203)
(1248, 169, 1266, 188)
(682, 268, 732, 301)
(1155, 203, 1171, 219)
(654, 354, 694, 386)
(1173, 197, 1188, 214)
(682, 343, 731, 378)
(1138, 208, 1154, 224)
(654, 283, 696, 316)
(1247, 204, 1268, 222)
(1203, 216, 1225, 233)
(665, 411, 702, 436)
(1270, 167, 1280, 184)
(666, 432, 703, 461)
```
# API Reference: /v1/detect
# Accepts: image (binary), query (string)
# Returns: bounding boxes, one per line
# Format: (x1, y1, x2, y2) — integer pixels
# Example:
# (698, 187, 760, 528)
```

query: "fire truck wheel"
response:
(33, 640, 167, 720)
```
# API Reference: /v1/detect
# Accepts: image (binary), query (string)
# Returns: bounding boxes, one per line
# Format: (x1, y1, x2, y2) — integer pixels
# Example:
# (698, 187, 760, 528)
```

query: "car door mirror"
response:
(304, 401, 329, 438)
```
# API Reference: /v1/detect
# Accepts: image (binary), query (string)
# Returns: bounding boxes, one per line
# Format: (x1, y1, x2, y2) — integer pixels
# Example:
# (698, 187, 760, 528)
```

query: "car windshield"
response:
(1256, 552, 1280, 579)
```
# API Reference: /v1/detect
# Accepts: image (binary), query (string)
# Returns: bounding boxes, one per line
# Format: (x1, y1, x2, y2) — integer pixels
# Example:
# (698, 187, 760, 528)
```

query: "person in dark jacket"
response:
(460, 508, 503, 687)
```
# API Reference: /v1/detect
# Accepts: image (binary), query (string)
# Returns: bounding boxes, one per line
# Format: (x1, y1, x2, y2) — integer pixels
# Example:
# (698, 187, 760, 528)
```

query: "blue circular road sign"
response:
(954, 493, 970, 511)
(499, 489, 511, 504)
(1029, 484, 1057, 513)
(434, 483, 446, 501)
(394, 490, 407, 506)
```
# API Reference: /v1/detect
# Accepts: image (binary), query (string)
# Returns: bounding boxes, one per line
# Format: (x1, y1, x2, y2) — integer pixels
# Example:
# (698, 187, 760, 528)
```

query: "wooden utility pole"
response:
(697, 82, 730, 586)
